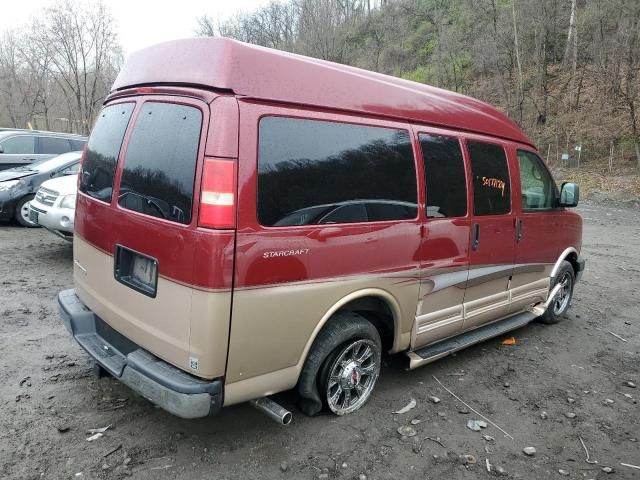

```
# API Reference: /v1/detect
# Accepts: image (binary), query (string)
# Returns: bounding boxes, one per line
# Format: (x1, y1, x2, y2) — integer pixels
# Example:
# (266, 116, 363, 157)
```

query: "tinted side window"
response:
(419, 134, 467, 218)
(70, 139, 87, 150)
(467, 141, 511, 215)
(320, 203, 368, 224)
(40, 137, 71, 154)
(258, 117, 417, 226)
(80, 103, 135, 202)
(1, 135, 36, 154)
(118, 102, 202, 225)
(366, 202, 417, 221)
(517, 150, 557, 210)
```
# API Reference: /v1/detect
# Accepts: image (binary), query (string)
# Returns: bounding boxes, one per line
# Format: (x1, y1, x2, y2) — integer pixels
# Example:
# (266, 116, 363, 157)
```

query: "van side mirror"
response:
(559, 182, 579, 208)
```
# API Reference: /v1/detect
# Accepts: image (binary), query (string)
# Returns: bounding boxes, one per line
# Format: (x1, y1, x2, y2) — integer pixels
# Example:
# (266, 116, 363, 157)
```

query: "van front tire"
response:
(297, 312, 381, 417)
(540, 261, 575, 324)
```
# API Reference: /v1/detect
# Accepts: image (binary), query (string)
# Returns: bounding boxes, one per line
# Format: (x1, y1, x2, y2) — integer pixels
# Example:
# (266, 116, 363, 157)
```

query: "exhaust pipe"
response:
(250, 397, 292, 425)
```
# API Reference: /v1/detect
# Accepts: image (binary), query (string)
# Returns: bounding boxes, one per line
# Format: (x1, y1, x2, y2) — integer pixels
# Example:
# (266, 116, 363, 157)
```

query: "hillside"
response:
(198, 0, 640, 177)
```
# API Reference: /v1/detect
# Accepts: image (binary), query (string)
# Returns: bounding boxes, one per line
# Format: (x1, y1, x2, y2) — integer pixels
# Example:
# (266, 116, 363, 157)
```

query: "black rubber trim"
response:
(57, 288, 222, 410)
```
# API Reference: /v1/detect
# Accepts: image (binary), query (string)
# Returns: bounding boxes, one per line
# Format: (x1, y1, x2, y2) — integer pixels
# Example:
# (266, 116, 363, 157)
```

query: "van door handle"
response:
(472, 223, 480, 250)
(516, 219, 523, 242)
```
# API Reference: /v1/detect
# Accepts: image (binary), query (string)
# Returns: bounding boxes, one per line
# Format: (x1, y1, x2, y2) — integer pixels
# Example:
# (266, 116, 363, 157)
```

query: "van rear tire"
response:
(297, 312, 381, 417)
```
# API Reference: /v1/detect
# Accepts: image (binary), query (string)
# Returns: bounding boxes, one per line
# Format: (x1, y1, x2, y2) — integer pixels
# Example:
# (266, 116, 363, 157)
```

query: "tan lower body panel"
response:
(225, 264, 552, 405)
(223, 273, 418, 405)
(74, 239, 553, 407)
(463, 290, 510, 329)
(73, 237, 230, 378)
(414, 304, 463, 347)
(509, 278, 550, 313)
(411, 263, 553, 351)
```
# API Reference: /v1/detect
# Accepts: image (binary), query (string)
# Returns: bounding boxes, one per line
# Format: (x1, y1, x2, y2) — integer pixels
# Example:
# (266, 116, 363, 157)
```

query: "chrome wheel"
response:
(325, 339, 380, 415)
(20, 201, 36, 226)
(553, 271, 573, 315)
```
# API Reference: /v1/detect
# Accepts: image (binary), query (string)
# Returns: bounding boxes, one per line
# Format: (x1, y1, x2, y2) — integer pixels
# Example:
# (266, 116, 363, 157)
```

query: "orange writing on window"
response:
(481, 176, 506, 197)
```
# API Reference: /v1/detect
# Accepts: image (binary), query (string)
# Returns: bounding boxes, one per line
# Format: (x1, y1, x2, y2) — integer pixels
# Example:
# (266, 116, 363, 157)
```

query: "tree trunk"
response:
(564, 0, 577, 65)
(564, 0, 578, 106)
(631, 101, 640, 171)
(511, 0, 524, 123)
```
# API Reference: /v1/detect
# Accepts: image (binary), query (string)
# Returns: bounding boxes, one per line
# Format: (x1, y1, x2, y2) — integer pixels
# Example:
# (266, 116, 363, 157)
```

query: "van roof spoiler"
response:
(113, 37, 533, 148)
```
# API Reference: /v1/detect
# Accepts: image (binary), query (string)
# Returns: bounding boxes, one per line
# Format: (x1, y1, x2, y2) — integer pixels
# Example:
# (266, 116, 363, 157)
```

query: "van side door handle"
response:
(516, 218, 523, 242)
(472, 223, 480, 250)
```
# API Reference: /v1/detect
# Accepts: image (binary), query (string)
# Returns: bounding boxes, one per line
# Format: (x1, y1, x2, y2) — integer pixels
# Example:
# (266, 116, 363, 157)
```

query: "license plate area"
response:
(114, 245, 158, 298)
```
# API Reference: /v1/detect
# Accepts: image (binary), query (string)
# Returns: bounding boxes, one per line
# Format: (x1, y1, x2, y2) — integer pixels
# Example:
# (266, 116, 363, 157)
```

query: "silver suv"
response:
(0, 130, 87, 171)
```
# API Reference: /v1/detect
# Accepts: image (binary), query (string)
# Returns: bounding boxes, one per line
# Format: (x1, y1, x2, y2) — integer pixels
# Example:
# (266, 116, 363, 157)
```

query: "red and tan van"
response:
(58, 38, 584, 423)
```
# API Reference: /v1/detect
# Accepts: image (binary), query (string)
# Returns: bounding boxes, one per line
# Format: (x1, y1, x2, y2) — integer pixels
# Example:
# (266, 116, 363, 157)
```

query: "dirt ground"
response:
(1, 202, 638, 480)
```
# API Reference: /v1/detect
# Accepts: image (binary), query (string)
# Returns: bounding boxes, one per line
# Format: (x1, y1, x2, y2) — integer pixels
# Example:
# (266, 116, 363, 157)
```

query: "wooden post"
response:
(608, 142, 614, 173)
(577, 144, 582, 169)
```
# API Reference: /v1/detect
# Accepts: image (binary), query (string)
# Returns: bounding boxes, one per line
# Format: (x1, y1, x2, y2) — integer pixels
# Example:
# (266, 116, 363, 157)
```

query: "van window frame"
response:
(80, 95, 210, 230)
(114, 99, 204, 225)
(463, 137, 513, 217)
(415, 129, 470, 220)
(78, 99, 137, 206)
(255, 112, 421, 229)
(515, 147, 560, 212)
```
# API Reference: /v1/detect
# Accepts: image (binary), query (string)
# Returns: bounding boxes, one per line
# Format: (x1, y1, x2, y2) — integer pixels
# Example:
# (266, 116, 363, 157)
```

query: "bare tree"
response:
(195, 15, 216, 37)
(511, 0, 525, 122)
(33, 0, 121, 134)
(613, 6, 640, 169)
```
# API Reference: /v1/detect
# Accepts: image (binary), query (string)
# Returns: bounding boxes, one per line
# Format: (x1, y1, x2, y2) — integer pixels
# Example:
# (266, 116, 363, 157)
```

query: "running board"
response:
(406, 310, 539, 370)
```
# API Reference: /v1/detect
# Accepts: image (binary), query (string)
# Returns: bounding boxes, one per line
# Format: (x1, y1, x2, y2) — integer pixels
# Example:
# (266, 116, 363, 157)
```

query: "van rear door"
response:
(74, 93, 237, 379)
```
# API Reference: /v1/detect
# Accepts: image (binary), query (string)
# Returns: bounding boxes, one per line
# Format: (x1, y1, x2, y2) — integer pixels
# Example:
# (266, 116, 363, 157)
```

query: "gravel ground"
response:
(0, 202, 638, 480)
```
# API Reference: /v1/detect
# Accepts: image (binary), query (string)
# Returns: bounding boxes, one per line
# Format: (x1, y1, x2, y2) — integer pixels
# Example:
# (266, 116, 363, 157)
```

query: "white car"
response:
(29, 174, 78, 241)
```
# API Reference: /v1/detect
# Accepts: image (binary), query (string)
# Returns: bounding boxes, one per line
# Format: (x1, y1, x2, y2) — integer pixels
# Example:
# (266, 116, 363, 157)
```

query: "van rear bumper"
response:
(57, 288, 223, 419)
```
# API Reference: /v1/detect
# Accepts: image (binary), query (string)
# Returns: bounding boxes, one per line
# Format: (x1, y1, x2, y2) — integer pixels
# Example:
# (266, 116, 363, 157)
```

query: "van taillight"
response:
(199, 158, 236, 229)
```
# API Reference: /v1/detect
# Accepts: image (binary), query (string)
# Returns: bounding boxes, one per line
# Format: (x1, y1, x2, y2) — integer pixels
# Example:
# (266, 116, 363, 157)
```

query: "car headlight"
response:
(0, 179, 22, 192)
(60, 194, 77, 209)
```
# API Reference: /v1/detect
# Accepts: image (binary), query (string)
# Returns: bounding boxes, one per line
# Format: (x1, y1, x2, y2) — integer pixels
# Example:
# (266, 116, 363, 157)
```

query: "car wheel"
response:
(297, 312, 381, 416)
(14, 194, 38, 228)
(540, 260, 575, 324)
(320, 337, 381, 415)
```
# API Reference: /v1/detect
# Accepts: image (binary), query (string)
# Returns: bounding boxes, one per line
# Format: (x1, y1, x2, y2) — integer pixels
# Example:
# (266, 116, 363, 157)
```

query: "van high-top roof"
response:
(112, 37, 533, 147)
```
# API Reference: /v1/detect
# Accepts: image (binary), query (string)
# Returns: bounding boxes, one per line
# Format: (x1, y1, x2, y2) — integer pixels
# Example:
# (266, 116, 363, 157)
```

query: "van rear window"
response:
(118, 102, 202, 225)
(258, 117, 417, 227)
(79, 103, 134, 202)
